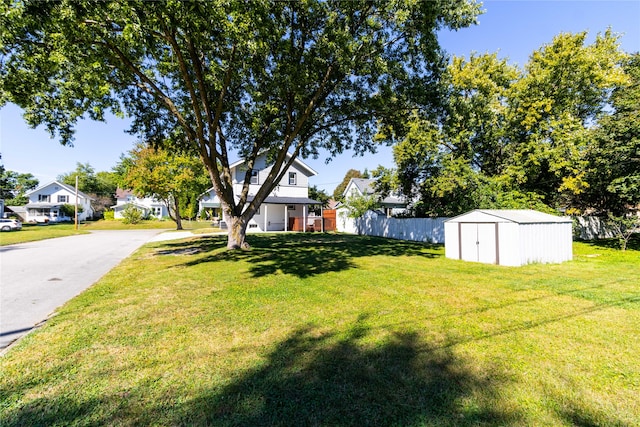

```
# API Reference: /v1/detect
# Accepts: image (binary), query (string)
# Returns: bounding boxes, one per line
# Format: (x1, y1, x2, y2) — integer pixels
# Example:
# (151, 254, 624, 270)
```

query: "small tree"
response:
(342, 193, 380, 219)
(606, 214, 640, 251)
(118, 144, 210, 230)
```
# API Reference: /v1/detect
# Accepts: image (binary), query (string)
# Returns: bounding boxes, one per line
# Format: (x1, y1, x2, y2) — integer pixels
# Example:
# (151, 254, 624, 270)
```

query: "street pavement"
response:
(0, 230, 163, 350)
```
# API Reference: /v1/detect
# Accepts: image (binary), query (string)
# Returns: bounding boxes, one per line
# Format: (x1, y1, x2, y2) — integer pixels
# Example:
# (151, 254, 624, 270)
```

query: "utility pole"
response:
(75, 175, 79, 230)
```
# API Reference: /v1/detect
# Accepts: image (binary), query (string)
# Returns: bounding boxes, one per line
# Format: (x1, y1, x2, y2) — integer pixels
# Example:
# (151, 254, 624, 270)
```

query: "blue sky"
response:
(1, 0, 639, 194)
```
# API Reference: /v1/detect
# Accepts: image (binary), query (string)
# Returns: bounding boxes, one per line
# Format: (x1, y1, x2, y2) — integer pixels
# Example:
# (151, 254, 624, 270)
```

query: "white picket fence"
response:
(336, 209, 447, 243)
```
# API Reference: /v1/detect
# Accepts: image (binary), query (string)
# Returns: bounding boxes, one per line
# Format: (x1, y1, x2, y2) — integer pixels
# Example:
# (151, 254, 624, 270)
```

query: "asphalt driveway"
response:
(0, 230, 163, 350)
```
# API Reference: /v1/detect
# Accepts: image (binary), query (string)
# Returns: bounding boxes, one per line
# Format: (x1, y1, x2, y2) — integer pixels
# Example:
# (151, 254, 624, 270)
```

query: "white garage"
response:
(444, 210, 573, 266)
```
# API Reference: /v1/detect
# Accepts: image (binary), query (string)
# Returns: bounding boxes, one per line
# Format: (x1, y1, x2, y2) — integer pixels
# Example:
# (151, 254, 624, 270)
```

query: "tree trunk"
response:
(169, 196, 183, 230)
(227, 215, 249, 250)
(174, 211, 183, 230)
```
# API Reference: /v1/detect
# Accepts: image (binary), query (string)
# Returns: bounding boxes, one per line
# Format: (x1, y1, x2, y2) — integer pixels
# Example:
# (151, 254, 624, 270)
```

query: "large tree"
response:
(505, 31, 628, 208)
(581, 53, 640, 216)
(0, 168, 39, 205)
(390, 31, 629, 216)
(0, 0, 481, 248)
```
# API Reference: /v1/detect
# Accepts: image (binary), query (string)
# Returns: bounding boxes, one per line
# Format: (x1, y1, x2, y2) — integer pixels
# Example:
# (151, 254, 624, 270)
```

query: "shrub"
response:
(103, 210, 115, 220)
(122, 204, 144, 224)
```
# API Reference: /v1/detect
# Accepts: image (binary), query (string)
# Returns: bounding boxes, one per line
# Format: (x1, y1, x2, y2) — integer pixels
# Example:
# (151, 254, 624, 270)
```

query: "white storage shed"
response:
(444, 210, 573, 266)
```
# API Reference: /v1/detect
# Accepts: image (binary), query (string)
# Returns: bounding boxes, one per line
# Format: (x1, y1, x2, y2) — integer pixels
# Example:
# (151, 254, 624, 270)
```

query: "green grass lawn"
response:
(1, 233, 638, 426)
(0, 223, 90, 246)
(0, 219, 217, 246)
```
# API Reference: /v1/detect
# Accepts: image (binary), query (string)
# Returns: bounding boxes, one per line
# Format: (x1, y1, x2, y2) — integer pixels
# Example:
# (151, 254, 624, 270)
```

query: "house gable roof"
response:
(348, 178, 375, 196)
(25, 180, 93, 200)
(344, 178, 406, 206)
(115, 188, 134, 199)
(229, 152, 317, 177)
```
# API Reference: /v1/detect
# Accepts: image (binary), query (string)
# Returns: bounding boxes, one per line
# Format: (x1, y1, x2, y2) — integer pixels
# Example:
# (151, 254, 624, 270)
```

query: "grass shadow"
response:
(578, 233, 640, 251)
(174, 319, 521, 426)
(159, 233, 441, 278)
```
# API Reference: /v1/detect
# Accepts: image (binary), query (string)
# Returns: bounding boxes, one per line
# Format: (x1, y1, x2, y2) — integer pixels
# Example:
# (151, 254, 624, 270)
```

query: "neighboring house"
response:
(24, 180, 94, 223)
(342, 178, 408, 217)
(198, 153, 320, 232)
(111, 189, 169, 219)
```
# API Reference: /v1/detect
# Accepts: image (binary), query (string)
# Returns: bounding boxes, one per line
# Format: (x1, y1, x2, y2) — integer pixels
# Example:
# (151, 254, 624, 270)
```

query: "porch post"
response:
(303, 204, 307, 233)
(264, 204, 268, 232)
(321, 205, 324, 232)
(284, 205, 288, 232)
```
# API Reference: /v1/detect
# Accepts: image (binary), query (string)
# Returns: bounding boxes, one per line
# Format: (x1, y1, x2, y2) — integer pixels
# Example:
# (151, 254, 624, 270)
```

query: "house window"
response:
(287, 205, 296, 211)
(58, 195, 69, 203)
(152, 207, 162, 217)
(288, 172, 297, 186)
(38, 194, 50, 202)
(250, 170, 259, 184)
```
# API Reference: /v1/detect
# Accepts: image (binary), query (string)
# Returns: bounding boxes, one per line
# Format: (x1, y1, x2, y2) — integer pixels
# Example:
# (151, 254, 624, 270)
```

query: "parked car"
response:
(0, 218, 22, 231)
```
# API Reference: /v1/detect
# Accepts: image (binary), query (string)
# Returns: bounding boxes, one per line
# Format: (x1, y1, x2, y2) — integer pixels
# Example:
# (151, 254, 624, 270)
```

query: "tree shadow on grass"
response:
(158, 233, 441, 279)
(578, 234, 640, 251)
(175, 319, 521, 426)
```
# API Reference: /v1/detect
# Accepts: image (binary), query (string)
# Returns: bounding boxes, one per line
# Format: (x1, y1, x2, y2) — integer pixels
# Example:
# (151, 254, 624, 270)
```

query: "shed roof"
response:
(445, 209, 571, 224)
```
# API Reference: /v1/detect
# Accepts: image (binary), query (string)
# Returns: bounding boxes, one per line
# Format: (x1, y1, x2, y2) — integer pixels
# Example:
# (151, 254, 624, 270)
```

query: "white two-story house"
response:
(198, 153, 320, 232)
(111, 189, 169, 219)
(24, 180, 94, 223)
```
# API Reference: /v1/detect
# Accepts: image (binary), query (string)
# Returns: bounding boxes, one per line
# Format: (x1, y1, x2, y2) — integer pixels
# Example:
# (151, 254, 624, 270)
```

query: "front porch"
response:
(238, 196, 322, 233)
(201, 196, 326, 233)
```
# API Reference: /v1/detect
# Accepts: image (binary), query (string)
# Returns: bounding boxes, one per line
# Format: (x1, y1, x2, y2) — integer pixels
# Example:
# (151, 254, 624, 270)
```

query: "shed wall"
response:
(497, 222, 521, 266)
(444, 222, 459, 260)
(519, 223, 573, 264)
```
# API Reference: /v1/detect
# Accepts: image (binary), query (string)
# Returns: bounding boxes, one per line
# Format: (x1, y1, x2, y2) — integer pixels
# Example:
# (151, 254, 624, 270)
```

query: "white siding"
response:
(519, 223, 573, 265)
(497, 223, 520, 267)
(444, 222, 459, 259)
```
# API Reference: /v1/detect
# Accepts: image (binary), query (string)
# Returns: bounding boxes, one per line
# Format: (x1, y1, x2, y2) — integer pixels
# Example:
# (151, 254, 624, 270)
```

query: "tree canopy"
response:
(389, 31, 634, 217)
(0, 168, 39, 205)
(581, 53, 640, 216)
(117, 144, 210, 230)
(0, 0, 481, 248)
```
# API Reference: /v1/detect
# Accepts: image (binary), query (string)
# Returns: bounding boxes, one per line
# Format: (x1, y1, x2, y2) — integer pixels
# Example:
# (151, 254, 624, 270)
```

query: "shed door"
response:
(459, 223, 497, 264)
